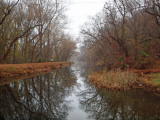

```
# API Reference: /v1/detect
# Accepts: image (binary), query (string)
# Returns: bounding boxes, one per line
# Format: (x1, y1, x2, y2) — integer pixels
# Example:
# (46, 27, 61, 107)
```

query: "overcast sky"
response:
(65, 0, 107, 37)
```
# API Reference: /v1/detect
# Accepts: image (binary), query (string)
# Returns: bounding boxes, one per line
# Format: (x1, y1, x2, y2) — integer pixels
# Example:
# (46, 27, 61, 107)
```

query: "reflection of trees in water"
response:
(0, 67, 77, 120)
(73, 62, 103, 80)
(76, 62, 160, 120)
(78, 86, 160, 120)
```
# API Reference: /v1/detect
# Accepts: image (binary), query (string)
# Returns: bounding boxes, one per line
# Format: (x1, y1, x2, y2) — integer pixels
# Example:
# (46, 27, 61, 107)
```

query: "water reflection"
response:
(73, 62, 160, 120)
(0, 67, 77, 120)
(78, 86, 160, 120)
(1, 63, 160, 120)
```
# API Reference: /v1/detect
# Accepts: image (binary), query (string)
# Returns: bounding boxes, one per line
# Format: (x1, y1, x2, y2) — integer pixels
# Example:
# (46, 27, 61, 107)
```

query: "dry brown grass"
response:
(132, 60, 160, 92)
(89, 69, 137, 91)
(0, 62, 70, 79)
(138, 73, 160, 93)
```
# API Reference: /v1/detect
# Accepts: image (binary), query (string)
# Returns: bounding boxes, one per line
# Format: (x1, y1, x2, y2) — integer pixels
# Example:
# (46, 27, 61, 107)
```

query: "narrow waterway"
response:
(0, 63, 160, 120)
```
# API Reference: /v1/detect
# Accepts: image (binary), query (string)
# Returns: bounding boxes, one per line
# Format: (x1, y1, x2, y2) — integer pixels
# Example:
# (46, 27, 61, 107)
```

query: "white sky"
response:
(65, 0, 107, 37)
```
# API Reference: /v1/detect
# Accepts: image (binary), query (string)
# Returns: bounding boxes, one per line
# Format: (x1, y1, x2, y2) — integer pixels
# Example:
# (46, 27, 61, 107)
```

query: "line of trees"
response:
(80, 0, 160, 69)
(0, 0, 76, 64)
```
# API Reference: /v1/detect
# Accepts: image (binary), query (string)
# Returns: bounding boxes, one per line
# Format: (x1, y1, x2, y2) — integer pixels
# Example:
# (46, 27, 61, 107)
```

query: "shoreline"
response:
(89, 69, 160, 94)
(0, 62, 71, 80)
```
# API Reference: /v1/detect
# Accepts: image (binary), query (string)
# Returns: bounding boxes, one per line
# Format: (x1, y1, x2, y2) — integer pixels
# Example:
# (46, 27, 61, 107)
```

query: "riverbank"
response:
(89, 69, 138, 91)
(89, 70, 160, 93)
(89, 61, 160, 93)
(0, 62, 71, 79)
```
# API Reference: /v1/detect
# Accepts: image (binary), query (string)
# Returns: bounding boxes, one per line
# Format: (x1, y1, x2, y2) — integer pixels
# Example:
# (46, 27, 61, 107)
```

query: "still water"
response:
(0, 63, 160, 120)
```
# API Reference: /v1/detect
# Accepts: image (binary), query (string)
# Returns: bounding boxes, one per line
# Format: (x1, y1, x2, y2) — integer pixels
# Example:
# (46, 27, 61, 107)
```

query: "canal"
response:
(0, 63, 160, 120)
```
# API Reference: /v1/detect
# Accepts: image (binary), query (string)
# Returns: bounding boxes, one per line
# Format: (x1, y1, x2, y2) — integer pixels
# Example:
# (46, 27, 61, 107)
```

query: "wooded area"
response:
(1, 1, 160, 119)
(0, 0, 76, 64)
(80, 0, 160, 69)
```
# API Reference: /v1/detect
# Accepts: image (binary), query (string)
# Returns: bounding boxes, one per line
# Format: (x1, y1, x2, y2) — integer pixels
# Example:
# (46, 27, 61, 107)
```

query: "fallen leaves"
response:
(0, 62, 70, 79)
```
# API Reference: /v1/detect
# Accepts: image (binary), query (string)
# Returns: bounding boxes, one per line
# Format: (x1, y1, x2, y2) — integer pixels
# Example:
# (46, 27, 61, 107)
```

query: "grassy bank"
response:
(0, 62, 71, 79)
(89, 69, 160, 92)
(89, 69, 137, 91)
(139, 73, 160, 92)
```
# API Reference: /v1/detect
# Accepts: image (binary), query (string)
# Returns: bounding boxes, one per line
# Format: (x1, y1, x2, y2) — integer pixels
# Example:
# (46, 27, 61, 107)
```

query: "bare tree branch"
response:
(0, 0, 19, 25)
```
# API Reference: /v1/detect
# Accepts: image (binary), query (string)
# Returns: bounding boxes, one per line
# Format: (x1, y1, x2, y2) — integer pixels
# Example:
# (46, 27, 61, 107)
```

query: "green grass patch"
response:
(152, 73, 160, 86)
(9, 66, 15, 70)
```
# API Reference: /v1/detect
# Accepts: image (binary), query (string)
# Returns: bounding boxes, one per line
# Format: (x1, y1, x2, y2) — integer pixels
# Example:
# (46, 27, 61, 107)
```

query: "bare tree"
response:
(0, 0, 19, 25)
